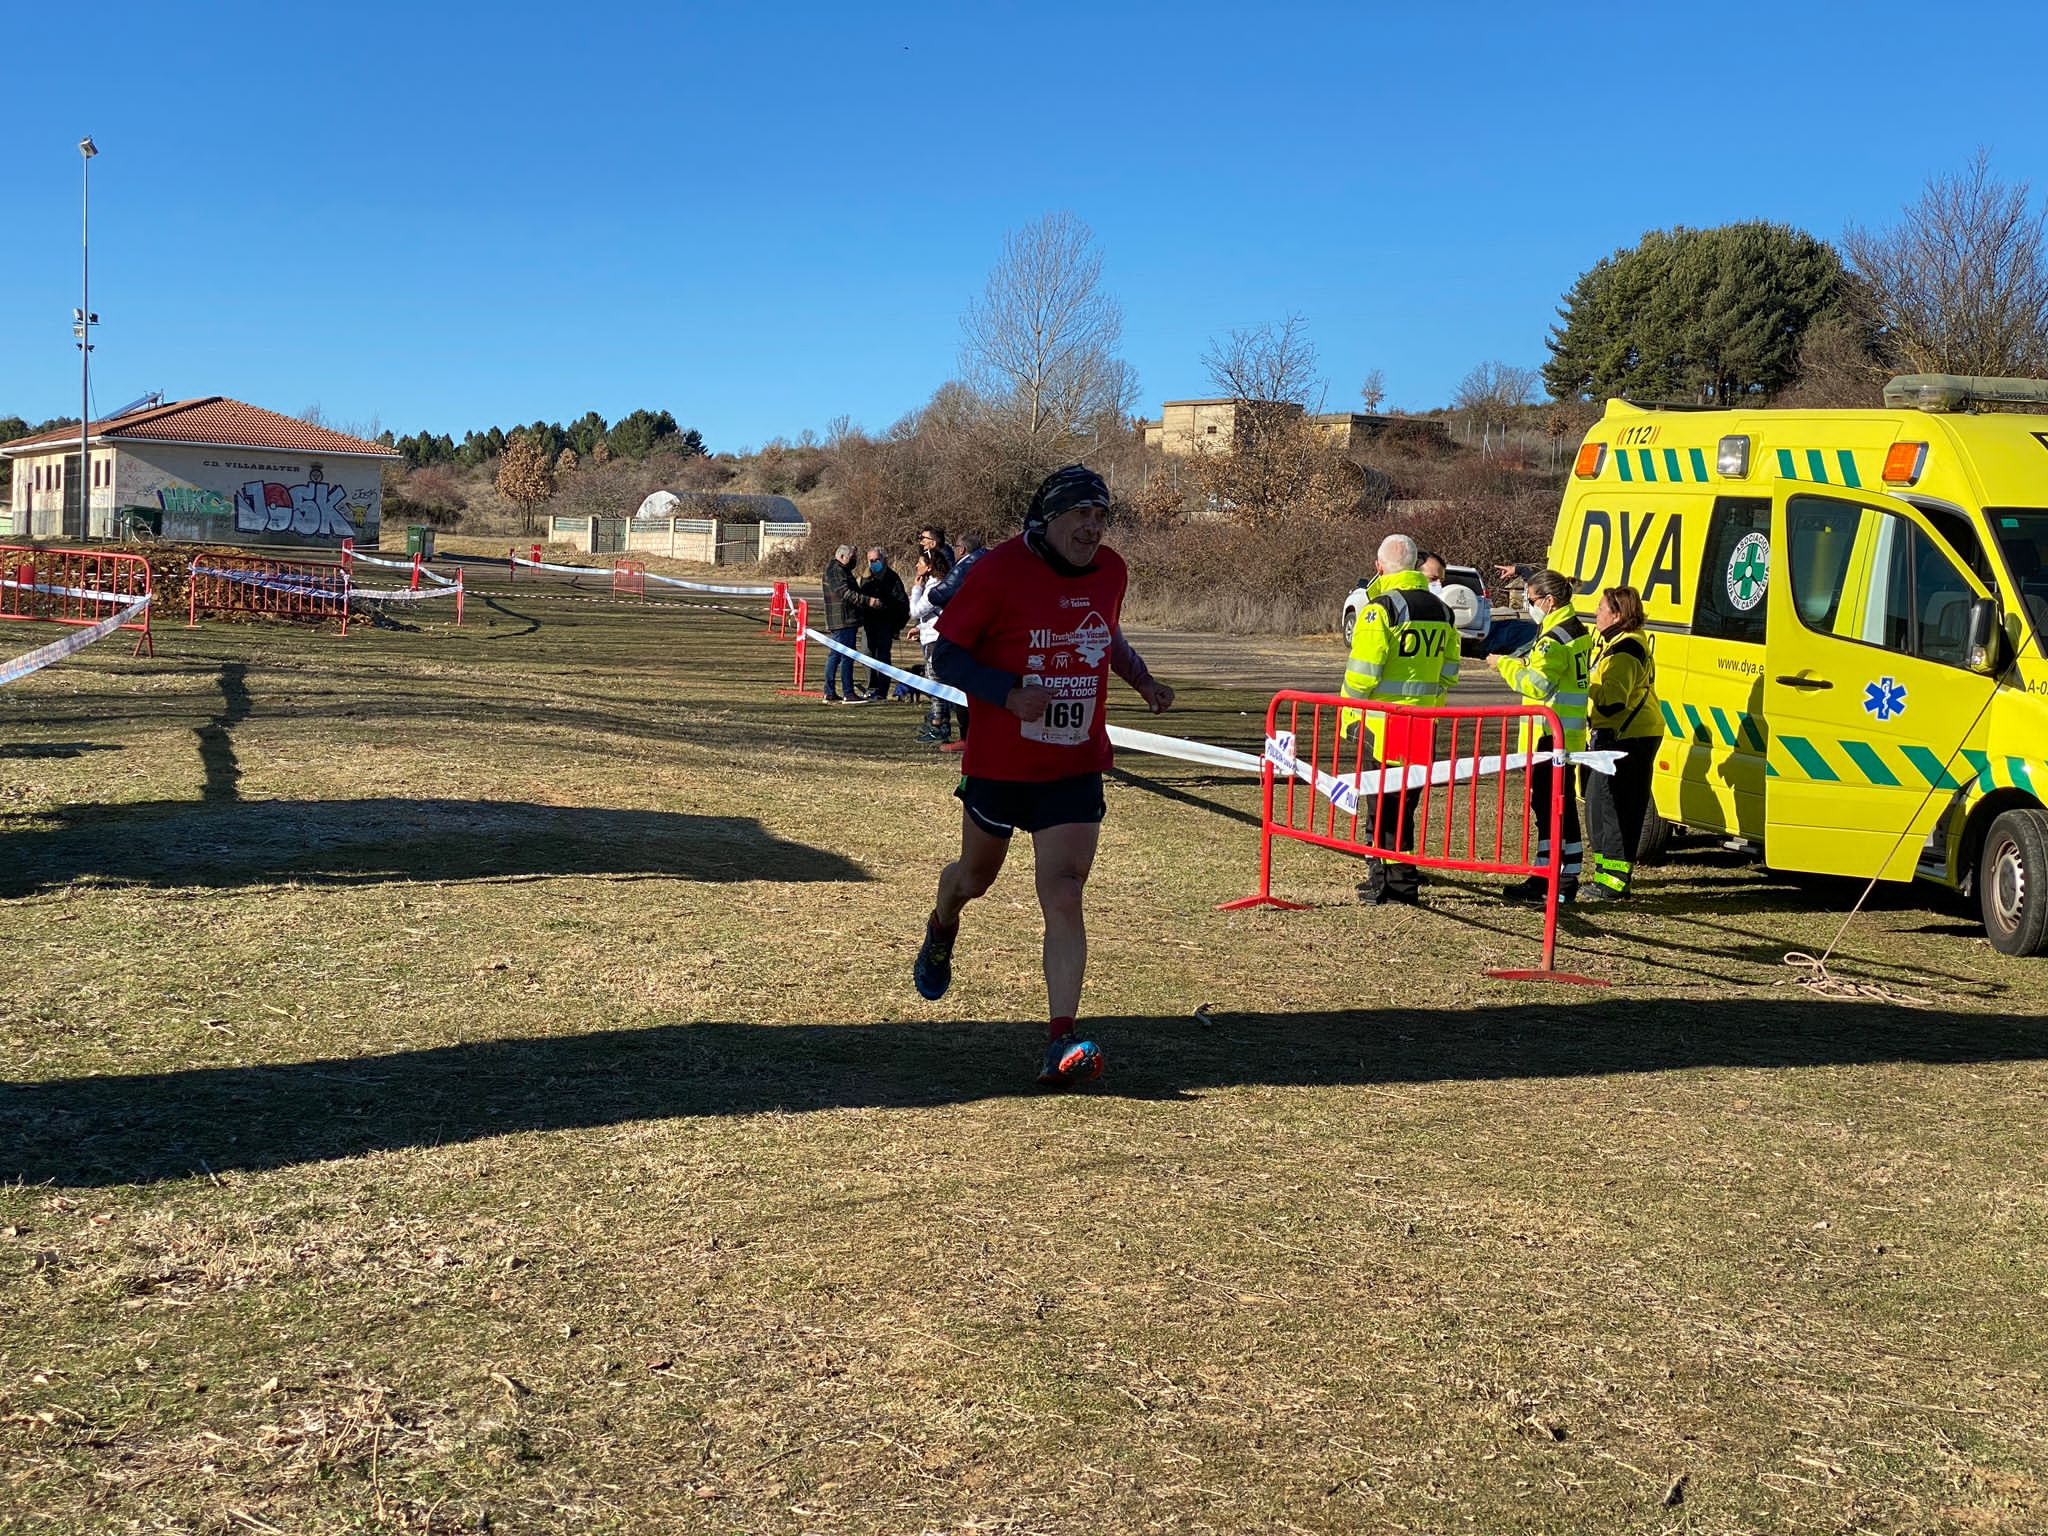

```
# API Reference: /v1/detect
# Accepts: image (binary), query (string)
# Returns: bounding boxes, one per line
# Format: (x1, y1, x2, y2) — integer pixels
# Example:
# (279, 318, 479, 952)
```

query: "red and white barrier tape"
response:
(352, 549, 458, 586)
(0, 597, 152, 687)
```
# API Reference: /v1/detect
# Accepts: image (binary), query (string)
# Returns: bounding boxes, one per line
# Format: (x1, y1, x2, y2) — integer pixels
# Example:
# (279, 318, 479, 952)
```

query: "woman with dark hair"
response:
(910, 544, 957, 743)
(1581, 585, 1661, 900)
(1487, 568, 1592, 902)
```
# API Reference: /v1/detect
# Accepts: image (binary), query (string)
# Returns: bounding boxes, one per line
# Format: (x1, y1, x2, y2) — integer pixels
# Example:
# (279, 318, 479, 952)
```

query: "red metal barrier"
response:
(775, 599, 821, 696)
(0, 544, 155, 656)
(507, 543, 543, 579)
(613, 557, 647, 598)
(762, 580, 792, 639)
(1220, 690, 1603, 986)
(187, 552, 352, 636)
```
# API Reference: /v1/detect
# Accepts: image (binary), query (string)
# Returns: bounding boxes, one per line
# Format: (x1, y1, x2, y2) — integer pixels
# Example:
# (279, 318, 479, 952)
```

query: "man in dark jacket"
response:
(820, 544, 862, 705)
(854, 547, 909, 701)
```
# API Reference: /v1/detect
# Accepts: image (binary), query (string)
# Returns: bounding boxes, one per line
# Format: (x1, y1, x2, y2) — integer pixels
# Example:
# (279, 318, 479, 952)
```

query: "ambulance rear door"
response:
(1764, 485, 1997, 880)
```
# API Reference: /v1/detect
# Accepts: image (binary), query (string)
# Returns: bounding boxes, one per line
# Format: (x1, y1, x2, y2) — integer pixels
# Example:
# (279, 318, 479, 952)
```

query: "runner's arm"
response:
(930, 636, 1018, 707)
(1110, 634, 1153, 690)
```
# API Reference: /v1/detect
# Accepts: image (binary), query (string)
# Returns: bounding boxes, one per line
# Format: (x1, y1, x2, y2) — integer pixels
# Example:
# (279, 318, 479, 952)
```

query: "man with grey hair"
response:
(1338, 530, 1460, 903)
(820, 543, 862, 705)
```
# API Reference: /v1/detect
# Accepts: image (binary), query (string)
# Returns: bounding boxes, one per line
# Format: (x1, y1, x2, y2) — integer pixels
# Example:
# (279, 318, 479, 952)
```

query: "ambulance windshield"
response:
(1989, 509, 2048, 654)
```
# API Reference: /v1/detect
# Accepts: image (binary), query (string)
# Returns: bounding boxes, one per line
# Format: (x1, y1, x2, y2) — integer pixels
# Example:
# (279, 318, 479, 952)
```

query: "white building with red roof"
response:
(2, 396, 400, 548)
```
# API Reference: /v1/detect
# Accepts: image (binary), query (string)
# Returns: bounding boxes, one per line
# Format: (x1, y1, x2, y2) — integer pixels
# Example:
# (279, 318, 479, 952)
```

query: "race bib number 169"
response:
(1022, 693, 1094, 747)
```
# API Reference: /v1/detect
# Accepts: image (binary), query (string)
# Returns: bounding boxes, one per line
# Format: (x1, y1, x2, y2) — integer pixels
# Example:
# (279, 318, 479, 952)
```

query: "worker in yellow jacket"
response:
(1487, 569, 1591, 902)
(1581, 585, 1661, 901)
(1340, 533, 1459, 904)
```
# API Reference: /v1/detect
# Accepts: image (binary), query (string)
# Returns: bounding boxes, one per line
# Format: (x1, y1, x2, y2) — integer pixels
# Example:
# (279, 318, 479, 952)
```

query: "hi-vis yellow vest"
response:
(1498, 604, 1591, 752)
(1340, 571, 1459, 756)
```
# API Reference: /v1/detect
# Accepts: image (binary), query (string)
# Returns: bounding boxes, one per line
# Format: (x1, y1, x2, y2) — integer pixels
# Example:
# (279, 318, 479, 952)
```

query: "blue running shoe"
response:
(1038, 1033, 1103, 1089)
(913, 917, 954, 1001)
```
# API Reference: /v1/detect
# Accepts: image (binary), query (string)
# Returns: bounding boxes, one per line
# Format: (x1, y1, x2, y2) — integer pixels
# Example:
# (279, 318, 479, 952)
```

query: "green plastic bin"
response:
(405, 524, 436, 559)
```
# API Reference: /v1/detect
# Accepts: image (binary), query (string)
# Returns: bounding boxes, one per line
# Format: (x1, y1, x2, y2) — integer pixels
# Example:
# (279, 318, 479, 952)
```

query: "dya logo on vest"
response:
(1395, 626, 1448, 658)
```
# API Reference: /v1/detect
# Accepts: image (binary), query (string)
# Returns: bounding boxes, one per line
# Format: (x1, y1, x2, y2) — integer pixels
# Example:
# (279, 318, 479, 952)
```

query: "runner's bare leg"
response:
(1031, 821, 1100, 1021)
(935, 810, 1010, 926)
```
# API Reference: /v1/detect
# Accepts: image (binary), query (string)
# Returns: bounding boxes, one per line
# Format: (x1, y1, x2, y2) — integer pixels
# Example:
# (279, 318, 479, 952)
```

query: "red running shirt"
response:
(937, 536, 1129, 783)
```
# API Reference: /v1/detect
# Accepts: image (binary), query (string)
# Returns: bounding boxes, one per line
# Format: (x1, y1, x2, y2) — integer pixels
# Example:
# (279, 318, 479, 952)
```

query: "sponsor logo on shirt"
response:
(1027, 612, 1112, 667)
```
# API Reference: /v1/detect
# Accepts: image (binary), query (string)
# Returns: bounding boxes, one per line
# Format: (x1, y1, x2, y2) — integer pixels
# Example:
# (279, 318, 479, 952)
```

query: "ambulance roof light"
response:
(1573, 442, 1606, 479)
(1717, 435, 1750, 477)
(1884, 374, 2048, 412)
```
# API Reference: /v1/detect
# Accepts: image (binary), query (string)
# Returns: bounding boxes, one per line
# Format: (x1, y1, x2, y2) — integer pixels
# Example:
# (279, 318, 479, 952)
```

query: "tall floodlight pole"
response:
(76, 136, 98, 541)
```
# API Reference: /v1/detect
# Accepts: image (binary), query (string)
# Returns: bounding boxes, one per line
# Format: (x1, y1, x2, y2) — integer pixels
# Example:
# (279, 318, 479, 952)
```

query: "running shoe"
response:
(1038, 1033, 1103, 1089)
(913, 917, 954, 1001)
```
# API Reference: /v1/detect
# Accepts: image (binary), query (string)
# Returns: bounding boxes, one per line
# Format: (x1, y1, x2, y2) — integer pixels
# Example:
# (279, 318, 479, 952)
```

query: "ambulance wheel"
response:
(1635, 802, 1672, 866)
(1979, 809, 2048, 957)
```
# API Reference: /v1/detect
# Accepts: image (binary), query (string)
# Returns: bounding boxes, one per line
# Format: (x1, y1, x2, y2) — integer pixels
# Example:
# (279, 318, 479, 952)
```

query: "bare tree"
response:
(1203, 313, 1324, 411)
(959, 212, 1136, 457)
(1453, 361, 1537, 452)
(496, 432, 556, 535)
(1845, 152, 2048, 377)
(1359, 368, 1387, 414)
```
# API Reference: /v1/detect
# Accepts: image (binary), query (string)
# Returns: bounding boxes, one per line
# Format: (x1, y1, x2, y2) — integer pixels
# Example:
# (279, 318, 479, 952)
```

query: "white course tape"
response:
(805, 626, 967, 703)
(1, 575, 137, 605)
(0, 597, 151, 687)
(797, 626, 1609, 800)
(513, 555, 774, 597)
(351, 583, 459, 604)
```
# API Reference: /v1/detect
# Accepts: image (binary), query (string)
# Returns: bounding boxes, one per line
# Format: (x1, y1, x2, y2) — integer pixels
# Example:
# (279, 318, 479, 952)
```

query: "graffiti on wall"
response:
(158, 485, 234, 518)
(228, 463, 361, 540)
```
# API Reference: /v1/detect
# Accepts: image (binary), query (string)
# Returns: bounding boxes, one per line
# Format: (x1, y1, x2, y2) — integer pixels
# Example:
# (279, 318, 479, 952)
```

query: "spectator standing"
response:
(819, 543, 862, 705)
(1487, 569, 1592, 902)
(1581, 586, 1661, 901)
(855, 547, 909, 701)
(918, 524, 957, 566)
(910, 545, 957, 743)
(926, 532, 988, 743)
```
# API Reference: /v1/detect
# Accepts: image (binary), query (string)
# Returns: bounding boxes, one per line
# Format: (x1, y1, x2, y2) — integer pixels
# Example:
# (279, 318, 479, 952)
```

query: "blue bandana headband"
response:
(1025, 465, 1109, 531)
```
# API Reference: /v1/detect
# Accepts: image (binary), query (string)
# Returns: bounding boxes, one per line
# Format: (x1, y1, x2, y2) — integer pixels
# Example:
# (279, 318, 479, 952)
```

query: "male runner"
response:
(912, 465, 1174, 1088)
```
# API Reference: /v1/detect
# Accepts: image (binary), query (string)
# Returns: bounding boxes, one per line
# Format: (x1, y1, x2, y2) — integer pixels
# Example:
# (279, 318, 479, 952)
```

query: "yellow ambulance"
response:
(1550, 375, 2048, 954)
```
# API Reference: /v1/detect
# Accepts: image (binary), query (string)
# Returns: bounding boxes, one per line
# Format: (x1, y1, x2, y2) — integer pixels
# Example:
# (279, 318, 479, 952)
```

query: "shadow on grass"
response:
(0, 797, 867, 897)
(0, 742, 124, 759)
(8, 1000, 2045, 1186)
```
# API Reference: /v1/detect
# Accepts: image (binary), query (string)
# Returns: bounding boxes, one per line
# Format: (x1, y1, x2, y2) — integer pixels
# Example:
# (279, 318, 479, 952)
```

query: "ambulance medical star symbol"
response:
(1863, 676, 1907, 722)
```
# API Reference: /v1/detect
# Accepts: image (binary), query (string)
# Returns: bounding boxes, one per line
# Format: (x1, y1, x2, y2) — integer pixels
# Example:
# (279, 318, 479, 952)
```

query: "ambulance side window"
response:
(1787, 496, 1976, 669)
(1692, 497, 1770, 644)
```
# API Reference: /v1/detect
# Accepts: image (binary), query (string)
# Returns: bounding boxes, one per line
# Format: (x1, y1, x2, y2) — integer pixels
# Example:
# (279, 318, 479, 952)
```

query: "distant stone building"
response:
(1, 396, 398, 547)
(1138, 398, 1448, 457)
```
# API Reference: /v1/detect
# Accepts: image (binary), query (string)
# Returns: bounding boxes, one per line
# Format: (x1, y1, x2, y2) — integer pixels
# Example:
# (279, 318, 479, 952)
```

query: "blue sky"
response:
(4, 1, 2045, 451)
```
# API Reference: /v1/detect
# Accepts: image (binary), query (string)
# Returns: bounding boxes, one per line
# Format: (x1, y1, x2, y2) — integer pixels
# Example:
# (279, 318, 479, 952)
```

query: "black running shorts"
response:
(955, 772, 1106, 838)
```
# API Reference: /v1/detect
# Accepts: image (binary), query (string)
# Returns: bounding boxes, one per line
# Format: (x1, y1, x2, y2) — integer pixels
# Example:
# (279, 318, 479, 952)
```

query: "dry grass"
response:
(2, 563, 2046, 1534)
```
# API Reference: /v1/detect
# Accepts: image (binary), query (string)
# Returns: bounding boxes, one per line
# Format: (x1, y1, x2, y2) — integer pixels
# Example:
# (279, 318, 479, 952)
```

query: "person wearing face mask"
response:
(853, 546, 909, 701)
(1581, 585, 1661, 902)
(913, 465, 1175, 1090)
(1486, 568, 1592, 902)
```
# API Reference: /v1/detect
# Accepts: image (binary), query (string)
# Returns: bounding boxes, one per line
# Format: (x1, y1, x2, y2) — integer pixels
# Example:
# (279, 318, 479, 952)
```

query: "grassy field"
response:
(2, 565, 2045, 1535)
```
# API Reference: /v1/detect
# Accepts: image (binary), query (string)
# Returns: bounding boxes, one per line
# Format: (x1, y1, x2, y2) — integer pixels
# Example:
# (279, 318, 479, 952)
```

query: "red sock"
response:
(929, 911, 957, 939)
(1049, 1014, 1075, 1041)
